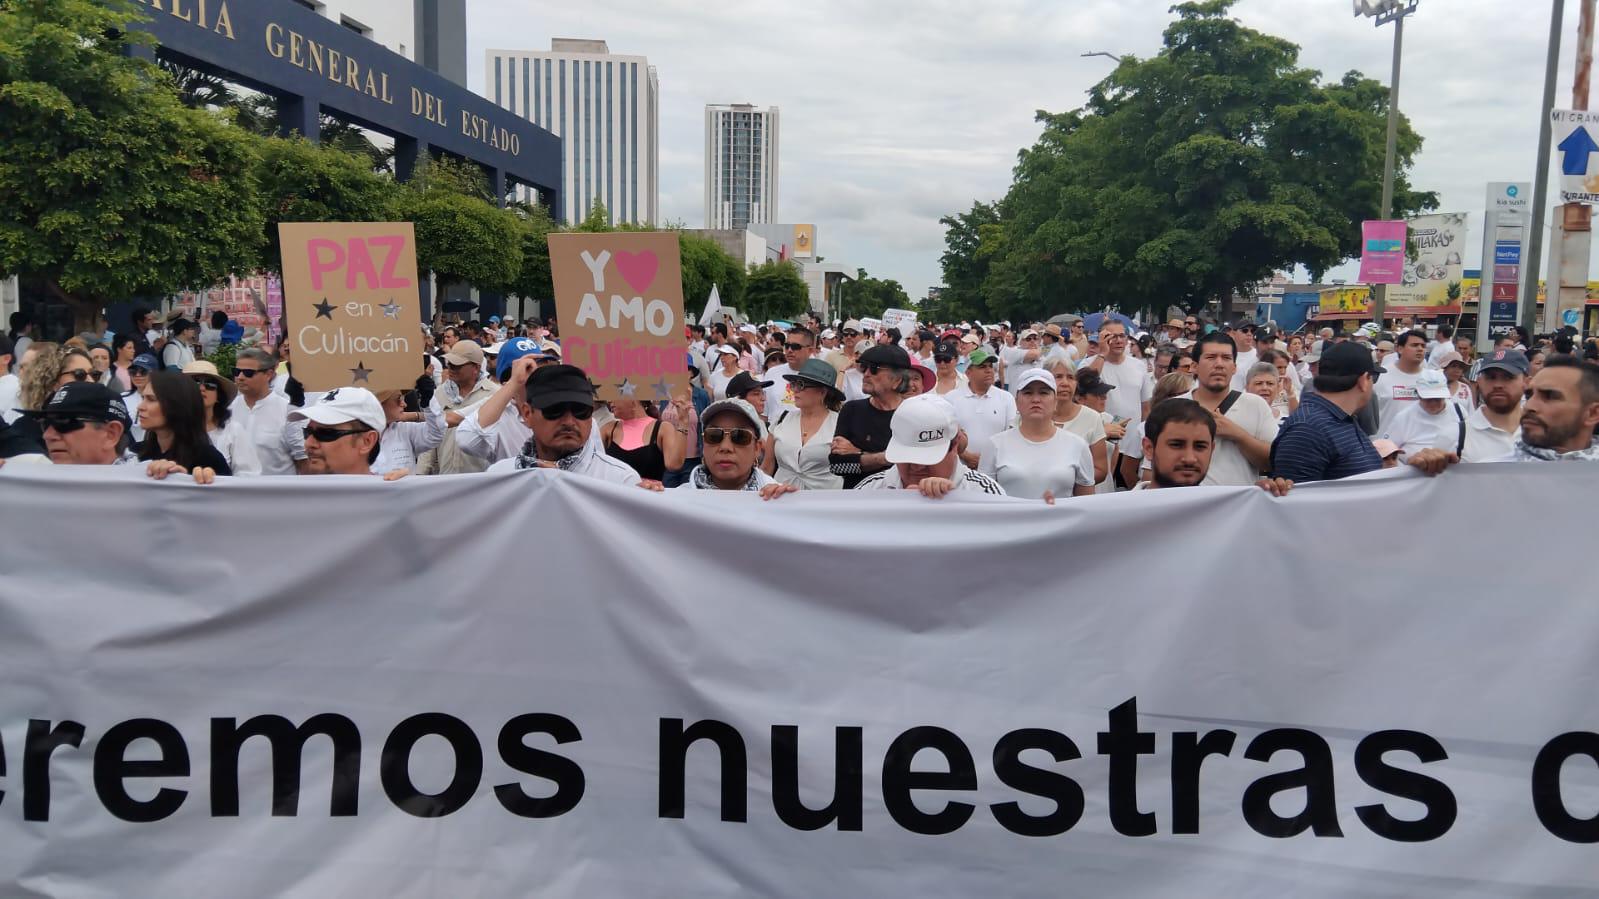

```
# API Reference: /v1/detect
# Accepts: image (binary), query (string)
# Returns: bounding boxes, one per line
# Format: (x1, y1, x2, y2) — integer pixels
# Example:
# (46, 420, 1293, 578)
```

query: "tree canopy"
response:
(840, 267, 911, 320)
(940, 0, 1436, 322)
(742, 260, 810, 324)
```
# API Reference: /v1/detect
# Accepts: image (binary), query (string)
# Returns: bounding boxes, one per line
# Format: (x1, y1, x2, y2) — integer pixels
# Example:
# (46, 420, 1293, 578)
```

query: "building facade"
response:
(486, 39, 659, 227)
(288, 0, 466, 85)
(704, 104, 779, 231)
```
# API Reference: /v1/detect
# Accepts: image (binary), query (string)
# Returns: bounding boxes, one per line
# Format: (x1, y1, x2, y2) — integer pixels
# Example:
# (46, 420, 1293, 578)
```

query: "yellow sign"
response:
(791, 224, 815, 259)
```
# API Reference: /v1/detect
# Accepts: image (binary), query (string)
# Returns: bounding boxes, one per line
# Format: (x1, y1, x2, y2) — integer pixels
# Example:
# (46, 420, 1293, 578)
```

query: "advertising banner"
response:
(1387, 213, 1468, 313)
(1356, 220, 1406, 284)
(277, 222, 422, 392)
(549, 232, 689, 403)
(4, 465, 1599, 896)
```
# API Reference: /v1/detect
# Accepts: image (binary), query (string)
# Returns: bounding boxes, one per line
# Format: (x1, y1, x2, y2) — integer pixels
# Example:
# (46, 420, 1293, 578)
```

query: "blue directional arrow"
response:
(1558, 126, 1599, 176)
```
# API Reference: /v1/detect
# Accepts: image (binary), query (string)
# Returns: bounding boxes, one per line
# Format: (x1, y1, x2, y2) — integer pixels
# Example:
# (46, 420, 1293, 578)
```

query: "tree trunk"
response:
(44, 279, 102, 335)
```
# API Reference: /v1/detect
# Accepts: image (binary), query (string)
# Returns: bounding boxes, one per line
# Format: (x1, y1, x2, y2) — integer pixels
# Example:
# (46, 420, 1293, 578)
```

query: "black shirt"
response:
(828, 398, 897, 489)
(138, 436, 233, 476)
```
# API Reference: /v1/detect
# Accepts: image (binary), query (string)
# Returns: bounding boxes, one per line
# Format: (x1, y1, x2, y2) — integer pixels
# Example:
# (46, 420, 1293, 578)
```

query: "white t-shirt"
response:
(228, 392, 305, 475)
(1461, 407, 1519, 463)
(1055, 403, 1108, 447)
(1383, 402, 1465, 459)
(1374, 366, 1426, 434)
(0, 372, 20, 424)
(1095, 357, 1153, 424)
(1182, 389, 1279, 486)
(708, 367, 739, 400)
(763, 363, 798, 422)
(1229, 348, 1260, 390)
(948, 385, 1018, 453)
(977, 426, 1095, 500)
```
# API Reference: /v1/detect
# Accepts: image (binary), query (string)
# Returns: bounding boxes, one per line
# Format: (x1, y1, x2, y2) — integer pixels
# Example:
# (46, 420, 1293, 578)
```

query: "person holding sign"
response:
(483, 364, 644, 486)
(677, 398, 795, 499)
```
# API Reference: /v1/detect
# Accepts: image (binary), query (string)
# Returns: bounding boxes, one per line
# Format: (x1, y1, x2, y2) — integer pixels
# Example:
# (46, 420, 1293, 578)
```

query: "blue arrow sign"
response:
(1558, 126, 1599, 176)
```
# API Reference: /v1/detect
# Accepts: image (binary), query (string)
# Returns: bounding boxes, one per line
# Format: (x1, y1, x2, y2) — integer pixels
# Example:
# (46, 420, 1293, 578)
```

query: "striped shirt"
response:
(1269, 392, 1382, 483)
(854, 463, 1007, 495)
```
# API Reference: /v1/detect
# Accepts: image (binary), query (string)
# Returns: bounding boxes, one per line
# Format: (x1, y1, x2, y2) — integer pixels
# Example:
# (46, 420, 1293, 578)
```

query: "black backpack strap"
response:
(1455, 404, 1466, 457)
(1217, 390, 1242, 416)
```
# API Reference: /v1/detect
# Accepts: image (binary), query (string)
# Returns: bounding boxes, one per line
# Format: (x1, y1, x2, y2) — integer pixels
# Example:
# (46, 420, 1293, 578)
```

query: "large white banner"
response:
(2, 465, 1597, 896)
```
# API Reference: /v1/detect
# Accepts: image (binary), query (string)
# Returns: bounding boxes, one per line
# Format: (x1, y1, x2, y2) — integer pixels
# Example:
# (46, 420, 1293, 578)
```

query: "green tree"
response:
(0, 0, 265, 328)
(742, 260, 809, 324)
(393, 158, 522, 293)
(840, 267, 911, 320)
(570, 199, 615, 233)
(507, 200, 557, 306)
(679, 231, 746, 316)
(936, 201, 1002, 321)
(957, 0, 1436, 321)
(254, 136, 399, 272)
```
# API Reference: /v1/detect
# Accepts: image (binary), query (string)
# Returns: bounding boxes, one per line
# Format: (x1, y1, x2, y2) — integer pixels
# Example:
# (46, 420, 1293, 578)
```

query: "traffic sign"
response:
(1551, 110, 1599, 205)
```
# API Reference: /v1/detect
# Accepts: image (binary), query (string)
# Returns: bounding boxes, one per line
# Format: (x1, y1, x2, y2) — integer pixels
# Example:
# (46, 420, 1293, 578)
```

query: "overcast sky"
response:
(467, 0, 1584, 299)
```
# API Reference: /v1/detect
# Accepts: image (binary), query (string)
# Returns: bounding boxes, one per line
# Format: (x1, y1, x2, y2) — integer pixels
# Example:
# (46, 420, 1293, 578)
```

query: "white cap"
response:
(821, 328, 836, 339)
(1019, 328, 1039, 338)
(713, 344, 740, 357)
(484, 341, 505, 355)
(1012, 368, 1058, 393)
(288, 387, 386, 434)
(885, 394, 958, 465)
(738, 323, 760, 335)
(1415, 367, 1450, 400)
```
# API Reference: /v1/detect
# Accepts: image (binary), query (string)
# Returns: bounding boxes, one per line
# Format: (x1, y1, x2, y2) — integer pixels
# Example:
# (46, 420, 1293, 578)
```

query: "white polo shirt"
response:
(948, 385, 1017, 452)
(228, 392, 305, 476)
(1461, 407, 1520, 463)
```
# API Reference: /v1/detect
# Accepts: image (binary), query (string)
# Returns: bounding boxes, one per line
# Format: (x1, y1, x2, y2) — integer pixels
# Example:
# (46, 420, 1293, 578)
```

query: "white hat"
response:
(713, 344, 740, 358)
(288, 387, 386, 434)
(738, 323, 760, 335)
(1019, 328, 1039, 339)
(484, 341, 505, 356)
(885, 394, 958, 465)
(1012, 368, 1058, 393)
(821, 328, 836, 339)
(1415, 368, 1450, 400)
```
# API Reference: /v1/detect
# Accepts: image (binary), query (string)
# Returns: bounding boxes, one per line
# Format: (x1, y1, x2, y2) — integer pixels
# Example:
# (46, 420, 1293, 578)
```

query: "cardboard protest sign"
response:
(549, 232, 689, 402)
(278, 223, 422, 393)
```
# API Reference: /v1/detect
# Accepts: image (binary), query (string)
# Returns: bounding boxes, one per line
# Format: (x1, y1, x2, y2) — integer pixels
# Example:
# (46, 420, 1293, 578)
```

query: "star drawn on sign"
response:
(379, 299, 400, 319)
(313, 298, 335, 319)
(349, 361, 373, 384)
(651, 378, 673, 402)
(617, 378, 638, 398)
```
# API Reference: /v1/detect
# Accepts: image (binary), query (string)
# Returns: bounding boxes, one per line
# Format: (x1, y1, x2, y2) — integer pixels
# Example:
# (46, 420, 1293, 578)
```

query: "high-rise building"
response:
(704, 104, 779, 231)
(486, 39, 659, 226)
(288, 0, 467, 86)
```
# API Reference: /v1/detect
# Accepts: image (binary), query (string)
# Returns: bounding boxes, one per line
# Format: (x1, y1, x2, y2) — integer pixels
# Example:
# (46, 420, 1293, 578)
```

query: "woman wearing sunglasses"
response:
(678, 397, 796, 499)
(182, 360, 238, 471)
(763, 358, 843, 489)
(136, 370, 232, 478)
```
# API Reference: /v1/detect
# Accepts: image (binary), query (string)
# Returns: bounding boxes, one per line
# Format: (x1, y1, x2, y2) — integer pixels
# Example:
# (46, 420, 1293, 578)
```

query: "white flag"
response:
(698, 284, 723, 327)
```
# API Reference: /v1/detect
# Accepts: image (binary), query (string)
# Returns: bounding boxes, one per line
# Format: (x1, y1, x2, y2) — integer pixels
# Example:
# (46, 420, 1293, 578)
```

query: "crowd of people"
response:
(3, 306, 1597, 495)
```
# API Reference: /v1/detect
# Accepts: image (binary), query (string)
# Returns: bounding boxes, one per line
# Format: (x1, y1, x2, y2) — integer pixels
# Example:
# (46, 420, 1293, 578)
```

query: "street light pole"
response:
(1356, 0, 1420, 326)
(1522, 0, 1565, 337)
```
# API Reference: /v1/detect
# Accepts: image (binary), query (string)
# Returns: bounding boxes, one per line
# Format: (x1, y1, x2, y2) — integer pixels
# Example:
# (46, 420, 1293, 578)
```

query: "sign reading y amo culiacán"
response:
(278, 223, 421, 393)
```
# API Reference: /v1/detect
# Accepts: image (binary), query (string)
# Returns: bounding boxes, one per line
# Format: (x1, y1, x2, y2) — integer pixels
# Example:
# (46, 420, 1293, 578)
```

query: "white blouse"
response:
(770, 409, 842, 490)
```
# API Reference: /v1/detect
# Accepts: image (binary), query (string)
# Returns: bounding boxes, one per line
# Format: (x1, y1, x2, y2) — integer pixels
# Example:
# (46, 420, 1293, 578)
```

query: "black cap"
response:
(1075, 369, 1115, 396)
(917, 329, 937, 343)
(725, 370, 773, 400)
(524, 363, 596, 410)
(933, 340, 959, 359)
(1318, 342, 1386, 379)
(858, 344, 912, 369)
(18, 381, 131, 426)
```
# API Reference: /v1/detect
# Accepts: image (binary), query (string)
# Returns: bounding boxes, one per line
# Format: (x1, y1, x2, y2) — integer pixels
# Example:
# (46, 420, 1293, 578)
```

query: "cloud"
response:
(470, 0, 1581, 301)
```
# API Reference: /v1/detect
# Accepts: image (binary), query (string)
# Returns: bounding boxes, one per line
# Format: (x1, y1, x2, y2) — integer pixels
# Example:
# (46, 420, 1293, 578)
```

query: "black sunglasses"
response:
(537, 402, 594, 421)
(194, 379, 220, 392)
(233, 367, 267, 378)
(40, 416, 96, 434)
(784, 342, 811, 352)
(703, 427, 755, 446)
(304, 425, 371, 443)
(934, 355, 954, 363)
(65, 369, 91, 382)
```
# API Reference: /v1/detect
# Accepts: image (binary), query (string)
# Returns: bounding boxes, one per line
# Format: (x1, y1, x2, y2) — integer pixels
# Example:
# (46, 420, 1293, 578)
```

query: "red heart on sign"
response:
(614, 250, 659, 295)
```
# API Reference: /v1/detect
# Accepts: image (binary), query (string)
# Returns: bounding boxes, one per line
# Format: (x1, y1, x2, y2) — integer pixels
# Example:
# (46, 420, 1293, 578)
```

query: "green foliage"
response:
(395, 158, 521, 292)
(840, 267, 911, 320)
(205, 341, 238, 376)
(254, 136, 399, 272)
(570, 199, 615, 233)
(405, 155, 494, 203)
(0, 0, 265, 325)
(941, 0, 1437, 321)
(680, 231, 746, 314)
(742, 260, 809, 324)
(508, 200, 557, 303)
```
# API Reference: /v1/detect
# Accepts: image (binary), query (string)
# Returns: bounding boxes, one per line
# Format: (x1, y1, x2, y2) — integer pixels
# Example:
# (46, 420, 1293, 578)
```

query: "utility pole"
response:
(1370, 8, 1409, 326)
(1523, 0, 1566, 336)
(1549, 0, 1597, 335)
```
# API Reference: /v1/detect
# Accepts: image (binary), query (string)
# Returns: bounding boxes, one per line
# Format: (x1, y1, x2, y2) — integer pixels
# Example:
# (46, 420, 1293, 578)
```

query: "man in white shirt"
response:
(854, 394, 1005, 497)
(484, 364, 642, 486)
(1381, 368, 1466, 460)
(1083, 321, 1152, 423)
(1374, 329, 1428, 433)
(1461, 349, 1527, 462)
(1227, 321, 1259, 389)
(762, 325, 816, 422)
(1426, 323, 1457, 367)
(0, 335, 18, 423)
(949, 349, 1016, 468)
(1182, 332, 1278, 486)
(228, 347, 307, 475)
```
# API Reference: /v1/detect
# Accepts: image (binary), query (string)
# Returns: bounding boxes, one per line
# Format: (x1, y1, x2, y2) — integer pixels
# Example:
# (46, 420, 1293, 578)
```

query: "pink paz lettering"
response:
(566, 337, 689, 379)
(306, 236, 414, 290)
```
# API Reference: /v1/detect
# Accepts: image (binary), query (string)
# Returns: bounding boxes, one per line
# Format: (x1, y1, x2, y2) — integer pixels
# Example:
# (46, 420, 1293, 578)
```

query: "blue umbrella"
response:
(1082, 311, 1135, 333)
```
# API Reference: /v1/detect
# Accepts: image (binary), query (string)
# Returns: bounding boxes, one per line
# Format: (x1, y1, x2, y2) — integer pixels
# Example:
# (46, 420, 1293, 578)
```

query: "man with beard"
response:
(1136, 398, 1293, 494)
(1512, 356, 1599, 462)
(1461, 349, 1527, 463)
(485, 364, 644, 485)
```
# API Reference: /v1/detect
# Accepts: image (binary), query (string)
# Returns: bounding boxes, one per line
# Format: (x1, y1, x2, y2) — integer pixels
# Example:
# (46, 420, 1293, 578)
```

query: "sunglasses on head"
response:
(537, 402, 594, 421)
(233, 367, 267, 378)
(703, 427, 755, 446)
(303, 424, 371, 443)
